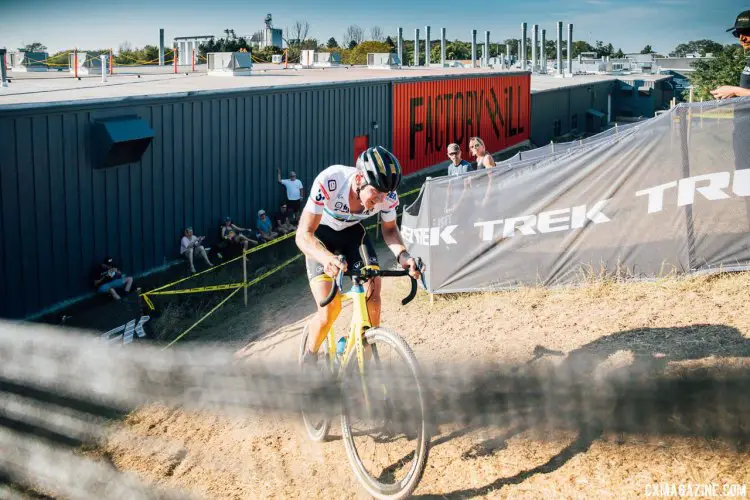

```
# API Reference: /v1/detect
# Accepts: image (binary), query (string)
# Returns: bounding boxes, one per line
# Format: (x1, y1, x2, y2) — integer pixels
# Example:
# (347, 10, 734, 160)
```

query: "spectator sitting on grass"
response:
(273, 202, 297, 235)
(256, 209, 279, 240)
(180, 226, 213, 274)
(92, 256, 134, 301)
(221, 216, 259, 251)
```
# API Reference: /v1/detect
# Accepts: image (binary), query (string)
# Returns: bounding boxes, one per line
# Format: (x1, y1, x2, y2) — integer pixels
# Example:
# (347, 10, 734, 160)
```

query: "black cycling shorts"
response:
(305, 224, 378, 282)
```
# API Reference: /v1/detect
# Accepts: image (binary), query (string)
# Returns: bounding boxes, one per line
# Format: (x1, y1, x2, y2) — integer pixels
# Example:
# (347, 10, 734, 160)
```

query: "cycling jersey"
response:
(304, 165, 400, 231)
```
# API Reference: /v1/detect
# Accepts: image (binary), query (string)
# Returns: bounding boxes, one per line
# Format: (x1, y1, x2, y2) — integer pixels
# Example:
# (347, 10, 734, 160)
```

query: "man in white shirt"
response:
(277, 168, 305, 216)
(180, 227, 213, 274)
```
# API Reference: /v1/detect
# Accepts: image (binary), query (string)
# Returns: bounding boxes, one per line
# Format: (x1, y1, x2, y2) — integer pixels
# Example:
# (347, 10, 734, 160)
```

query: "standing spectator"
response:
(256, 209, 279, 240)
(711, 11, 750, 180)
(446, 143, 474, 176)
(277, 168, 305, 217)
(181, 226, 213, 273)
(711, 11, 750, 100)
(445, 143, 474, 213)
(273, 202, 297, 235)
(221, 216, 258, 251)
(92, 257, 134, 301)
(469, 137, 497, 168)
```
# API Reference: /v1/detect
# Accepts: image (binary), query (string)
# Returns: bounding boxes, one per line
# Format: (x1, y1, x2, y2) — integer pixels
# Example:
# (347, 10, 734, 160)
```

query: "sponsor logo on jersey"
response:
(318, 182, 331, 200)
(327, 179, 337, 192)
(334, 201, 350, 213)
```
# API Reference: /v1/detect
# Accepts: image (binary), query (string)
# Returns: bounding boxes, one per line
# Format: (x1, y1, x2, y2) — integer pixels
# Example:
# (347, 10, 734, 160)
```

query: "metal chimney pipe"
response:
(0, 49, 8, 88)
(567, 23, 573, 75)
(159, 29, 165, 66)
(506, 42, 511, 67)
(521, 23, 527, 71)
(556, 21, 563, 76)
(471, 30, 477, 68)
(397, 27, 403, 65)
(414, 28, 420, 67)
(100, 54, 108, 83)
(441, 28, 446, 67)
(541, 29, 546, 74)
(532, 24, 538, 72)
(425, 26, 431, 66)
(484, 31, 490, 67)
(517, 40, 521, 66)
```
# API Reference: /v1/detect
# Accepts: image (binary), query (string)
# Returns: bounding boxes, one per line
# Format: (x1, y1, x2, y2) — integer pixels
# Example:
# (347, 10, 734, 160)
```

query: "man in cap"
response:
(711, 10, 750, 99)
(277, 168, 305, 218)
(256, 209, 279, 241)
(92, 257, 134, 301)
(446, 143, 474, 176)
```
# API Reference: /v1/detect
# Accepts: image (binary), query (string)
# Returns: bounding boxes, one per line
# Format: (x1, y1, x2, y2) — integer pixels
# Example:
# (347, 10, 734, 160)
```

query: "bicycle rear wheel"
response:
(340, 327, 430, 499)
(299, 323, 332, 442)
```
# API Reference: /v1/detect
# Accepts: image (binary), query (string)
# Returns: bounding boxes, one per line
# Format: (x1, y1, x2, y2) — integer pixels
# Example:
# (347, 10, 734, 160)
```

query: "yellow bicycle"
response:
(299, 248, 430, 499)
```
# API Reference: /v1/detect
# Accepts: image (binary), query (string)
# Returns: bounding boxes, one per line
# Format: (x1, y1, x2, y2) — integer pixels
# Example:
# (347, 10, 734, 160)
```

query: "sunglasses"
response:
(733, 29, 750, 38)
(448, 152, 459, 157)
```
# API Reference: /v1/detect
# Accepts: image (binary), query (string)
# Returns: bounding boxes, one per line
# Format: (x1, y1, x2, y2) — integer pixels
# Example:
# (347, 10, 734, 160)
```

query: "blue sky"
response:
(0, 0, 745, 55)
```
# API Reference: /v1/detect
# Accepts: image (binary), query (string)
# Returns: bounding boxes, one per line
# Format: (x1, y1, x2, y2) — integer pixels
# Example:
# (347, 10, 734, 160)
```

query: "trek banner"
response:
(401, 98, 750, 293)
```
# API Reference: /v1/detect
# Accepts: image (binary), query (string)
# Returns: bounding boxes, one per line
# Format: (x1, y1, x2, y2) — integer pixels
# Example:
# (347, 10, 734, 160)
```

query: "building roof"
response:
(0, 64, 671, 110)
(173, 35, 215, 41)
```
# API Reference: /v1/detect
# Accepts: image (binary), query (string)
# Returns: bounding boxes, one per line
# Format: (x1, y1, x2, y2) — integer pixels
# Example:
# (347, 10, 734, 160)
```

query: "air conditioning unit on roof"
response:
(367, 53, 400, 69)
(207, 52, 252, 77)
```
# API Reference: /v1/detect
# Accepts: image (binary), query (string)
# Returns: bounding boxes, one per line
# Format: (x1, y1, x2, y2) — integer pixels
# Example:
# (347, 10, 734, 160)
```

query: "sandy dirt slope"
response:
(104, 270, 750, 498)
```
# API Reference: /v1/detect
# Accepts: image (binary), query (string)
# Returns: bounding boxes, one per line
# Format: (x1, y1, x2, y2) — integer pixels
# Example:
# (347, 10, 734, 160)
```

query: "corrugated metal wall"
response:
(530, 81, 616, 145)
(0, 82, 391, 318)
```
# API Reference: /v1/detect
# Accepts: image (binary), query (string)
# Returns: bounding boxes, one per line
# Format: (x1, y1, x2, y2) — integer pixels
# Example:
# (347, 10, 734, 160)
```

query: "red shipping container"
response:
(392, 74, 531, 175)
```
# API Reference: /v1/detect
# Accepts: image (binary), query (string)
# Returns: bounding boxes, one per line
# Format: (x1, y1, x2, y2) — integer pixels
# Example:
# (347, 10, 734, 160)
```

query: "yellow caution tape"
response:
(162, 254, 303, 348)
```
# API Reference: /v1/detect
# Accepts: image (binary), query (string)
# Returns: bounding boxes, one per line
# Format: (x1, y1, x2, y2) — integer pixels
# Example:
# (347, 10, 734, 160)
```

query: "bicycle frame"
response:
(324, 266, 378, 413)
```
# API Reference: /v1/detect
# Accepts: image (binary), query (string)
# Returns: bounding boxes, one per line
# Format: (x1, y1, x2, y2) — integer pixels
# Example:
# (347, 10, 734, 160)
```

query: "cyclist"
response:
(296, 146, 424, 364)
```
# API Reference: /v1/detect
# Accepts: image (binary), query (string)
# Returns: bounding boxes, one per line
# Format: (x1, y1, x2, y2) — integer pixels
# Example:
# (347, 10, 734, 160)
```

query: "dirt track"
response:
(104, 268, 750, 498)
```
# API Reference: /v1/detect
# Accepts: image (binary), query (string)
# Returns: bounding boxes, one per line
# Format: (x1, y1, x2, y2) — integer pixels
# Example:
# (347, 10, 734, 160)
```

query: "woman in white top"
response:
(469, 137, 496, 169)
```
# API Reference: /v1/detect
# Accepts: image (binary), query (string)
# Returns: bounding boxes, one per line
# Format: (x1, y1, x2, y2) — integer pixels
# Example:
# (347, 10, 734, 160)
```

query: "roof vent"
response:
(93, 116, 154, 168)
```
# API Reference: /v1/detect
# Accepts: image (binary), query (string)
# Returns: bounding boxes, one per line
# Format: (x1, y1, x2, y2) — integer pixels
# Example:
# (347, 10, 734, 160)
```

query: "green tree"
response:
(342, 40, 391, 65)
(348, 40, 358, 49)
(19, 42, 47, 52)
(614, 48, 625, 59)
(571, 40, 595, 58)
(401, 40, 414, 65)
(688, 45, 747, 101)
(640, 44, 654, 54)
(502, 38, 518, 57)
(385, 36, 395, 50)
(299, 38, 318, 50)
(430, 40, 472, 62)
(670, 39, 724, 57)
(198, 36, 249, 57)
(326, 37, 338, 49)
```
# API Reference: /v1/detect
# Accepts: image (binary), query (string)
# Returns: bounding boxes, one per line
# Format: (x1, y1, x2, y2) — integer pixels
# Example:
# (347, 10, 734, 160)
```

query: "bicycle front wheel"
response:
(340, 327, 430, 500)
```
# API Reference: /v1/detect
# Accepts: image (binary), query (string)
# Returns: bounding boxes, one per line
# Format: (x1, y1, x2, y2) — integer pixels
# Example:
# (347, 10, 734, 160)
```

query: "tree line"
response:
(13, 29, 742, 72)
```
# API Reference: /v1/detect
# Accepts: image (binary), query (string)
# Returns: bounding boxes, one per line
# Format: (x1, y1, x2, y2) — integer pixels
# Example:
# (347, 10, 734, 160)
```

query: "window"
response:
(571, 114, 578, 130)
(553, 120, 562, 137)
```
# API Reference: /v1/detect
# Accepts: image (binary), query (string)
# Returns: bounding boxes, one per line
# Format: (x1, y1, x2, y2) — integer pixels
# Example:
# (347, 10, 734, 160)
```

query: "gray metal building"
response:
(0, 82, 391, 318)
(530, 80, 616, 145)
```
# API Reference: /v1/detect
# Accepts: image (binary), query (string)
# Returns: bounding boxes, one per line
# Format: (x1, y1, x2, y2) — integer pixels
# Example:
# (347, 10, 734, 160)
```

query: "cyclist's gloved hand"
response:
(398, 251, 425, 280)
(324, 254, 347, 278)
